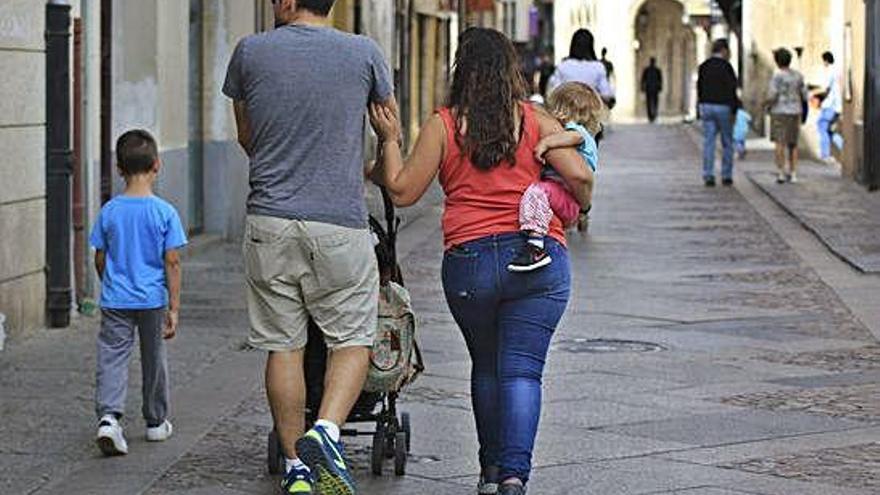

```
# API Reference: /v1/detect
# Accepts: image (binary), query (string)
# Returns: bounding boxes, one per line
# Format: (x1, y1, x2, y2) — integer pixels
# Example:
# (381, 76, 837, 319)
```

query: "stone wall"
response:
(840, 0, 866, 180)
(0, 0, 46, 337)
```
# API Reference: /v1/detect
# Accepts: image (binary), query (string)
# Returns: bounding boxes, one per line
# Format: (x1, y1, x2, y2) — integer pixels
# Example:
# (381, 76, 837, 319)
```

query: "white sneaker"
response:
(788, 173, 799, 184)
(146, 420, 173, 442)
(96, 415, 128, 456)
(776, 172, 787, 184)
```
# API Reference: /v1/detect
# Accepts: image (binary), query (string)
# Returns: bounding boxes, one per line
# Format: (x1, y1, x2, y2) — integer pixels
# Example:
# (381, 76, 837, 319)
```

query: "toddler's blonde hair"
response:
(546, 82, 606, 137)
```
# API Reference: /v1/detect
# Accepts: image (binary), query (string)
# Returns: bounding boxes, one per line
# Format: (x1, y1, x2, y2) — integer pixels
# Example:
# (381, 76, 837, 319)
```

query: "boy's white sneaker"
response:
(146, 420, 173, 442)
(96, 414, 128, 456)
(788, 173, 799, 184)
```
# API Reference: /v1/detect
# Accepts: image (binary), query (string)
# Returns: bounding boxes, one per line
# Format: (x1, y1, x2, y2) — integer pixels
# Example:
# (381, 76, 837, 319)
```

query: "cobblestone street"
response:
(2, 124, 879, 495)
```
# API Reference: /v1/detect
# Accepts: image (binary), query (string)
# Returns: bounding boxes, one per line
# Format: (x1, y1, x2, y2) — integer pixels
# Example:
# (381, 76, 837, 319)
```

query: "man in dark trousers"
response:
(697, 38, 739, 187)
(641, 57, 663, 123)
(601, 47, 615, 81)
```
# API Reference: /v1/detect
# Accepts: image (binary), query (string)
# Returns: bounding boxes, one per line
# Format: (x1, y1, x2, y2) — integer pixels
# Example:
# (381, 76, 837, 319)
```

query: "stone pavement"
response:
(747, 163, 880, 273)
(2, 124, 880, 495)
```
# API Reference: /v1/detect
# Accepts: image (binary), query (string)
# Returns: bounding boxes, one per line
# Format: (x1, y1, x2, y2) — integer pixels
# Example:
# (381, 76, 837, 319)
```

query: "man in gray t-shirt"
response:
(223, 0, 395, 492)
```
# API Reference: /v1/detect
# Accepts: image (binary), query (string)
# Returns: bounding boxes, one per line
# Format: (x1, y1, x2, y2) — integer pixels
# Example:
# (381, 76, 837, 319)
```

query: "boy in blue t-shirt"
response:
(89, 129, 187, 456)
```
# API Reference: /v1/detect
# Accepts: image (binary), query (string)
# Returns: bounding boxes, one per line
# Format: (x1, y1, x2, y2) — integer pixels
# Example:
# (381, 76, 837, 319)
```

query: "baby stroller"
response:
(267, 188, 424, 477)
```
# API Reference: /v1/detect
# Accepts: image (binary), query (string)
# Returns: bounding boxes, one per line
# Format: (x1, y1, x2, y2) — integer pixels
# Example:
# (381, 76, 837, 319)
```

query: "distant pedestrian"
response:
(90, 129, 187, 457)
(641, 57, 663, 123)
(764, 48, 808, 184)
(548, 29, 616, 108)
(697, 38, 739, 187)
(369, 27, 592, 495)
(224, 0, 395, 492)
(600, 47, 615, 83)
(535, 51, 556, 99)
(733, 108, 752, 159)
(816, 51, 844, 163)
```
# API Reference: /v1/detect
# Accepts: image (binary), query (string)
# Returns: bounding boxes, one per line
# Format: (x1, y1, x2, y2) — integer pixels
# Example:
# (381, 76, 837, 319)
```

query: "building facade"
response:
(740, 0, 870, 183)
(552, 0, 715, 120)
(0, 0, 459, 338)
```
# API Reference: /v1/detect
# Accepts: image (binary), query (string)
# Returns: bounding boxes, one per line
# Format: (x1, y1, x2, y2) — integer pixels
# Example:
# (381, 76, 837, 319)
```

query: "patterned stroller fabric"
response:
(365, 281, 419, 393)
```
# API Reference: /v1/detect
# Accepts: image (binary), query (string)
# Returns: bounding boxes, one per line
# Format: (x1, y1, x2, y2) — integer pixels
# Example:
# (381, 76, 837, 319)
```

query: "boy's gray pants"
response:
(96, 308, 169, 426)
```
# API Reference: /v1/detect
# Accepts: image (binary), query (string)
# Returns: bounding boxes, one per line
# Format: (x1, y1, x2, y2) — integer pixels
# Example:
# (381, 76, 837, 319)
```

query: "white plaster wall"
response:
(554, 0, 709, 119)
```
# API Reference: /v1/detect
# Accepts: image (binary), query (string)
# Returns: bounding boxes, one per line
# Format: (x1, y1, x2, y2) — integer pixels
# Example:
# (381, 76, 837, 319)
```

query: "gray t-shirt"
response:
(767, 69, 807, 116)
(223, 25, 393, 228)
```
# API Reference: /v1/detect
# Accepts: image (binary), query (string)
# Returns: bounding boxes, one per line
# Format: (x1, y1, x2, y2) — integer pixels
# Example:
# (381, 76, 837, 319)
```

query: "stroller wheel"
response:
(371, 426, 386, 476)
(401, 412, 412, 453)
(267, 429, 284, 475)
(394, 431, 407, 476)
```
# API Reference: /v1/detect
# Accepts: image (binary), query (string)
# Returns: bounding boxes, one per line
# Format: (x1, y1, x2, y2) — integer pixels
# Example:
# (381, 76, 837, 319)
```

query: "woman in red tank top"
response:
(369, 28, 593, 494)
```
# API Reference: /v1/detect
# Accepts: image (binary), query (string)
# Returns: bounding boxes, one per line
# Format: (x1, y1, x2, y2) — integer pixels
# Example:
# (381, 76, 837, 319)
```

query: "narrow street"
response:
(3, 124, 879, 495)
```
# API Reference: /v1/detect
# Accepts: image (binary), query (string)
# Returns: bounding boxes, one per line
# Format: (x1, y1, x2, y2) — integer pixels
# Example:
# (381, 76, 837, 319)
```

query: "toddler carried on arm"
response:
(508, 82, 604, 272)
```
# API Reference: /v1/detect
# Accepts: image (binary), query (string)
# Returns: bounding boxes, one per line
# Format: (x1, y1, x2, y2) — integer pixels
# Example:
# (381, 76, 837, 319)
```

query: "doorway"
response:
(634, 0, 696, 120)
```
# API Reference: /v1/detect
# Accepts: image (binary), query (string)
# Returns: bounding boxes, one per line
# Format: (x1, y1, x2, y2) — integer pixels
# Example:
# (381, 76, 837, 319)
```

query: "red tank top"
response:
(437, 103, 566, 250)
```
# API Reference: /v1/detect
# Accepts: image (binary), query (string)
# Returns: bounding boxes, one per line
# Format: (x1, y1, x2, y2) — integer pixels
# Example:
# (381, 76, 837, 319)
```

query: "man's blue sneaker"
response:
(295, 425, 356, 495)
(281, 464, 314, 494)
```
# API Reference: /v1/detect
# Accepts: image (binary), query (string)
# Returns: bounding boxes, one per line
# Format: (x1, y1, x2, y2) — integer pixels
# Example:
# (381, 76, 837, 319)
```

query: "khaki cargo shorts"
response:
(243, 215, 379, 351)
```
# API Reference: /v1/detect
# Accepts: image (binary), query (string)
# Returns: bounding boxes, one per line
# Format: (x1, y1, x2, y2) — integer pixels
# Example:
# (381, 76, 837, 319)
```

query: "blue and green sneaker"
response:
(295, 425, 356, 495)
(282, 464, 314, 494)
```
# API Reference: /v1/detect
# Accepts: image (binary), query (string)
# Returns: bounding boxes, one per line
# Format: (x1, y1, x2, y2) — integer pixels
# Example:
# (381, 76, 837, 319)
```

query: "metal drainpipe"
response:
(46, 0, 73, 328)
(865, 0, 879, 190)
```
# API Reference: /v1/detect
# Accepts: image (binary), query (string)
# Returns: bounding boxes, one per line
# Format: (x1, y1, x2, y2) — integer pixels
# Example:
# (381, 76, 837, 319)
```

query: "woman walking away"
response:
(368, 28, 593, 495)
(548, 29, 615, 108)
(765, 48, 808, 184)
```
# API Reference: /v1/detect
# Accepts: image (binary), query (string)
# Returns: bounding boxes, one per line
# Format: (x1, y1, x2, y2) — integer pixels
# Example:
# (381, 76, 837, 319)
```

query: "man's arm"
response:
(233, 101, 252, 157)
(163, 250, 181, 339)
(94, 250, 105, 280)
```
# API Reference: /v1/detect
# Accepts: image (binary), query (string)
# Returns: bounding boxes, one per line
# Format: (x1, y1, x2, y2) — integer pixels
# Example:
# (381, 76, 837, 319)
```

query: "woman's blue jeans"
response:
(441, 233, 571, 484)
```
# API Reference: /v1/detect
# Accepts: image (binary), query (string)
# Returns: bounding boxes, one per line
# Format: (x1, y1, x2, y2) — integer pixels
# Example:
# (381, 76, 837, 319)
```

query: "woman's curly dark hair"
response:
(446, 28, 527, 170)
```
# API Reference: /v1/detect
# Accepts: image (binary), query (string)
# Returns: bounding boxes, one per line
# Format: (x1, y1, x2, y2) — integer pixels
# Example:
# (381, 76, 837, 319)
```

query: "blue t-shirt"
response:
(542, 122, 599, 180)
(565, 122, 599, 172)
(89, 195, 188, 309)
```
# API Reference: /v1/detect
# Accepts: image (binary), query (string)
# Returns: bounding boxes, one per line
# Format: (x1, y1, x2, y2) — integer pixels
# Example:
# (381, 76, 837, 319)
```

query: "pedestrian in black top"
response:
(641, 57, 663, 123)
(601, 47, 615, 81)
(697, 39, 739, 187)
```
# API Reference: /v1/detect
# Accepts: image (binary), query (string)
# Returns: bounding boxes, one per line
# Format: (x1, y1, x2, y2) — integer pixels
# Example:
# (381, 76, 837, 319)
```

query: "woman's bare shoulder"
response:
(530, 103, 564, 136)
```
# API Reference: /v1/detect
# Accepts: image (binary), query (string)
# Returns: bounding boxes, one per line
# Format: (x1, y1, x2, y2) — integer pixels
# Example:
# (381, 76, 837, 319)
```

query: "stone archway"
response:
(632, 0, 697, 119)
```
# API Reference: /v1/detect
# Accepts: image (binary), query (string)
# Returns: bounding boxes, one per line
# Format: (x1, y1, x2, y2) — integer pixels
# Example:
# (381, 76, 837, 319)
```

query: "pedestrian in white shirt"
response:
(548, 29, 615, 108)
(816, 51, 844, 162)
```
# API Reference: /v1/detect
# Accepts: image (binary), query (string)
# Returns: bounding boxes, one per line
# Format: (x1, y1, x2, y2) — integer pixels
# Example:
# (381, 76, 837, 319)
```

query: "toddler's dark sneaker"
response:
(507, 244, 552, 272)
(295, 425, 355, 495)
(282, 464, 314, 494)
